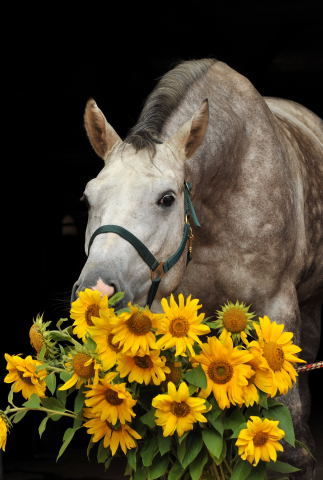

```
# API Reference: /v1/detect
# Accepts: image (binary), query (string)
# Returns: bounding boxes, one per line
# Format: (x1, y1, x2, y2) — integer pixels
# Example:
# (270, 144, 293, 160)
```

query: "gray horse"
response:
(73, 59, 323, 478)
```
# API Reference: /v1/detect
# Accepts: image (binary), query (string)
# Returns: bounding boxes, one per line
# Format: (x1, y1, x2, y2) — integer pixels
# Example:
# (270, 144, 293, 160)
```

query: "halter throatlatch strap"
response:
(87, 182, 200, 307)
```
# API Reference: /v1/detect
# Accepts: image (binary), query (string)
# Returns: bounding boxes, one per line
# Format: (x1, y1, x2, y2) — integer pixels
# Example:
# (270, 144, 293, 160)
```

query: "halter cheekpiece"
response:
(87, 182, 201, 307)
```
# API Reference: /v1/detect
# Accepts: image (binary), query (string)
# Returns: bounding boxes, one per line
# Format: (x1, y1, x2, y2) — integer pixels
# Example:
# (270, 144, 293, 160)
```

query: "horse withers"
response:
(73, 59, 323, 478)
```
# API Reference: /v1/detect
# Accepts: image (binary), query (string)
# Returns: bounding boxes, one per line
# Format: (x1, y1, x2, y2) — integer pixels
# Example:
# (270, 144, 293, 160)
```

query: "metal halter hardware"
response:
(87, 182, 201, 307)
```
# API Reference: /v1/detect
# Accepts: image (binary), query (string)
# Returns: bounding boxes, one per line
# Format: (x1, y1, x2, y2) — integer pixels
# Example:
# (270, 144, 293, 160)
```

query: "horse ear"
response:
(169, 99, 209, 159)
(84, 99, 122, 161)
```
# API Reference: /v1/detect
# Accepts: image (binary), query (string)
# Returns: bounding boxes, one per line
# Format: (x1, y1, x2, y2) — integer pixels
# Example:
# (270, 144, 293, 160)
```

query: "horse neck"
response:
(162, 62, 284, 222)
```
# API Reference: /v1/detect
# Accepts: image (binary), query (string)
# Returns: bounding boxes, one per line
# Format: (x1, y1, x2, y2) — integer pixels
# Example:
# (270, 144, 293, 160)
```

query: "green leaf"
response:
(202, 429, 223, 459)
(23, 393, 41, 408)
(245, 462, 266, 480)
(56, 427, 80, 460)
(189, 450, 208, 480)
(177, 438, 187, 466)
(38, 415, 50, 438)
(208, 412, 224, 436)
(97, 440, 110, 464)
(108, 291, 125, 306)
(8, 385, 14, 405)
(258, 390, 268, 409)
(184, 364, 207, 389)
(181, 432, 203, 469)
(13, 410, 28, 423)
(230, 459, 252, 480)
(104, 457, 112, 471)
(178, 430, 189, 445)
(267, 460, 300, 473)
(134, 467, 148, 480)
(157, 433, 172, 456)
(225, 408, 246, 438)
(167, 461, 185, 480)
(56, 388, 67, 406)
(84, 337, 97, 352)
(206, 403, 222, 432)
(39, 344, 47, 361)
(49, 331, 71, 342)
(42, 397, 65, 412)
(56, 317, 69, 329)
(127, 447, 137, 471)
(140, 436, 159, 467)
(140, 408, 156, 428)
(148, 455, 169, 479)
(74, 388, 85, 413)
(266, 405, 295, 446)
(45, 372, 57, 395)
(59, 370, 73, 382)
(86, 440, 94, 460)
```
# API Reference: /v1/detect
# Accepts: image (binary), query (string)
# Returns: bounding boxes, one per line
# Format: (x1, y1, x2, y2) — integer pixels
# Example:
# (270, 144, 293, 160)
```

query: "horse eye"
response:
(158, 193, 175, 207)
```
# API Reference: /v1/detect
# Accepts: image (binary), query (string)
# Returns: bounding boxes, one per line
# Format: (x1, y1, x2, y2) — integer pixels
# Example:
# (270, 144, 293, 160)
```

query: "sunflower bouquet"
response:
(1, 291, 306, 479)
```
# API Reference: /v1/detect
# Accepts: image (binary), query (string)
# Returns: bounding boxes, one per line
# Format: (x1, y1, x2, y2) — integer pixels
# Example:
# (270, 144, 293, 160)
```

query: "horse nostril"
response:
(109, 283, 117, 297)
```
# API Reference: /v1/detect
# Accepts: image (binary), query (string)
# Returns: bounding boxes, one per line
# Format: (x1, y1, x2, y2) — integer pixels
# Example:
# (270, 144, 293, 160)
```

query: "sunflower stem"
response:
(218, 462, 226, 480)
(223, 458, 232, 475)
(44, 365, 66, 373)
(6, 406, 77, 419)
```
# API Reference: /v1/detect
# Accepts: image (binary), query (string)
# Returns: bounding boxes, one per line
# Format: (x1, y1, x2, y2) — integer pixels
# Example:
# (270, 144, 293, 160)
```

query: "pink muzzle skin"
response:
(91, 278, 115, 298)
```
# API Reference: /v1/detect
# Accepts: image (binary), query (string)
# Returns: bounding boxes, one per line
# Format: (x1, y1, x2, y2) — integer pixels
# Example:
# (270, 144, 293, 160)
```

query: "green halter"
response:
(87, 182, 200, 307)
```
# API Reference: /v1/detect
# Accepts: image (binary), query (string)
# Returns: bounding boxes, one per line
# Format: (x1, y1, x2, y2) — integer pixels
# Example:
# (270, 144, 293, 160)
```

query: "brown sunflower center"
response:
(105, 388, 123, 406)
(253, 431, 269, 447)
(263, 341, 285, 371)
(134, 355, 153, 369)
(171, 401, 190, 417)
(169, 317, 189, 337)
(85, 304, 100, 326)
(223, 308, 247, 333)
(17, 370, 33, 385)
(126, 312, 152, 335)
(208, 361, 233, 384)
(72, 353, 94, 378)
(107, 334, 122, 353)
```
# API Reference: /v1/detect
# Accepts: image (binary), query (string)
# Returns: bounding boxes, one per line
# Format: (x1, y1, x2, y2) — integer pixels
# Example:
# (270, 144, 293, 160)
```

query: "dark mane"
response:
(125, 58, 217, 154)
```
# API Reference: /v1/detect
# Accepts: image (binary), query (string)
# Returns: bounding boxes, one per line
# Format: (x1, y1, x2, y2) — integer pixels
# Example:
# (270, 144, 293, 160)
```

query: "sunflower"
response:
(214, 300, 255, 344)
(193, 334, 254, 409)
(239, 376, 259, 407)
(152, 381, 209, 437)
(248, 316, 305, 396)
(85, 372, 136, 425)
(83, 408, 141, 455)
(70, 288, 110, 341)
(0, 413, 9, 451)
(111, 304, 157, 355)
(4, 354, 47, 400)
(236, 416, 285, 466)
(59, 351, 98, 391)
(89, 310, 121, 370)
(155, 294, 210, 357)
(29, 314, 57, 358)
(117, 350, 170, 385)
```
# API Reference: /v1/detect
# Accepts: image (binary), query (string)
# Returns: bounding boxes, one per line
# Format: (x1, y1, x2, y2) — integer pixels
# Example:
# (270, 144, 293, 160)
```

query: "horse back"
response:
(265, 97, 323, 301)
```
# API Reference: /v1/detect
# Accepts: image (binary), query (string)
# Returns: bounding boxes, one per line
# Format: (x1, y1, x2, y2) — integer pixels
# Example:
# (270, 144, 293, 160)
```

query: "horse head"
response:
(72, 98, 209, 308)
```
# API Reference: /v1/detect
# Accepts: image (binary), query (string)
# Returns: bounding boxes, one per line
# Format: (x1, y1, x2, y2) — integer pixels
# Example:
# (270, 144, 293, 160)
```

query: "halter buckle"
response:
(151, 262, 165, 281)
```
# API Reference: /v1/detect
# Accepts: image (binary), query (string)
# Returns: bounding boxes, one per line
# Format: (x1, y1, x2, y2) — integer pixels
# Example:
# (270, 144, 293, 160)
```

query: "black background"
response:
(2, 1, 323, 478)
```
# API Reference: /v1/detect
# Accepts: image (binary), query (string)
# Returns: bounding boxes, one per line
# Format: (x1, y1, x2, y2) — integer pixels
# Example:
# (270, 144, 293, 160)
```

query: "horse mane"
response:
(125, 58, 217, 154)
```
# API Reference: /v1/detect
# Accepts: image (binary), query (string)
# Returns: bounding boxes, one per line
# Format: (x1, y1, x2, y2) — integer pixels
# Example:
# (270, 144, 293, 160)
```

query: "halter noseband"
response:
(87, 182, 201, 307)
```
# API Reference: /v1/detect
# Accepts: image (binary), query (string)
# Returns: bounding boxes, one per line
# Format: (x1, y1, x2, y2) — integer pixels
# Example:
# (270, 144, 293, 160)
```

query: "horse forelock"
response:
(125, 58, 217, 155)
